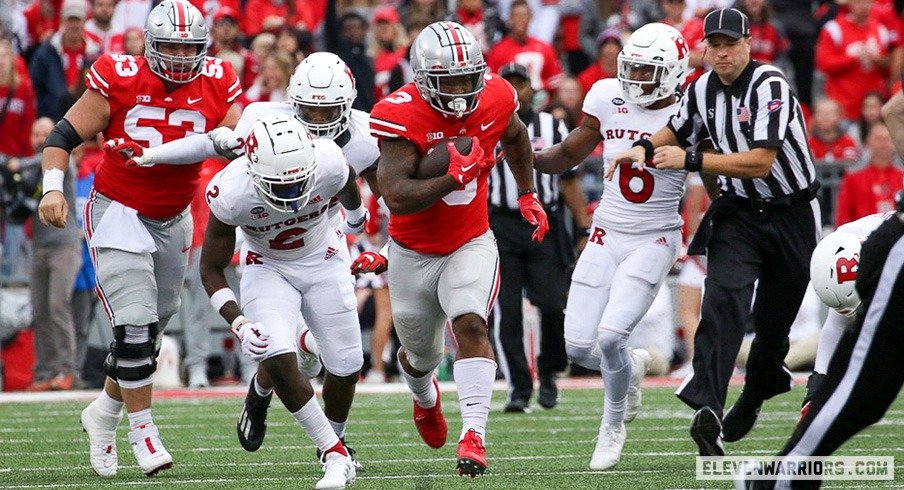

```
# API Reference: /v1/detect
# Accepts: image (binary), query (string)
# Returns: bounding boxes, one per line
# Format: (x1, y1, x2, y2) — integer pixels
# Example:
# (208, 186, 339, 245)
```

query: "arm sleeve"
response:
(749, 75, 793, 148)
(142, 133, 218, 165)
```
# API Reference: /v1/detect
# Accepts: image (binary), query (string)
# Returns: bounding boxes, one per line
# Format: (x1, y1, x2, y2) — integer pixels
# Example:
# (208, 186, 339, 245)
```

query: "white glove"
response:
(231, 318, 269, 362)
(209, 127, 242, 153)
(340, 208, 369, 235)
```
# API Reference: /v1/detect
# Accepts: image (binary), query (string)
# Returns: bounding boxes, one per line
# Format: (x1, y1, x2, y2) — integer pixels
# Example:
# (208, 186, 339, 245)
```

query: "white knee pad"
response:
(598, 328, 630, 373)
(565, 339, 599, 371)
(321, 348, 365, 378)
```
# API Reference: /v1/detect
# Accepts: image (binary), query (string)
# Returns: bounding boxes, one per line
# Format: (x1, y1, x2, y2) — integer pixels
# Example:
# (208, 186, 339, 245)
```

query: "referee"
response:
(612, 8, 821, 456)
(489, 62, 589, 412)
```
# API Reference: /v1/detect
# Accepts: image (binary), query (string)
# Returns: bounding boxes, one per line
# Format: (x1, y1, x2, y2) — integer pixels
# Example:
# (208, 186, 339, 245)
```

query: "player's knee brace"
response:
(104, 323, 159, 386)
(598, 329, 630, 373)
(565, 340, 597, 371)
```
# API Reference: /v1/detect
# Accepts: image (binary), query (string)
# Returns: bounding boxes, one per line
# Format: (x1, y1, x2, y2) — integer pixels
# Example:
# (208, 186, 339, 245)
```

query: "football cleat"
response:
(690, 406, 724, 456)
(298, 328, 323, 379)
(128, 424, 173, 477)
(413, 376, 447, 448)
(316, 437, 364, 473)
(537, 375, 558, 409)
(722, 390, 763, 442)
(625, 348, 652, 423)
(590, 423, 627, 470)
(316, 450, 356, 489)
(237, 376, 272, 452)
(81, 400, 123, 477)
(456, 429, 488, 477)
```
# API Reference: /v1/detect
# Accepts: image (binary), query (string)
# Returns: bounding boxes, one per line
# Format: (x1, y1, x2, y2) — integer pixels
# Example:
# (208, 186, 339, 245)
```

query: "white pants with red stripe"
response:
(387, 230, 500, 372)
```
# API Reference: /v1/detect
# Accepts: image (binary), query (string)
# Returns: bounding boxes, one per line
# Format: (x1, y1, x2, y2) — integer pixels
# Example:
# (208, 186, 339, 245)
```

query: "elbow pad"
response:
(44, 119, 85, 153)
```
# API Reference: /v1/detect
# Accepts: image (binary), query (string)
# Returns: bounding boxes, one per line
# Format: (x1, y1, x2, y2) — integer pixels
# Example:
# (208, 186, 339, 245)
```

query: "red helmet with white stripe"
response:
(410, 21, 487, 118)
(145, 0, 209, 84)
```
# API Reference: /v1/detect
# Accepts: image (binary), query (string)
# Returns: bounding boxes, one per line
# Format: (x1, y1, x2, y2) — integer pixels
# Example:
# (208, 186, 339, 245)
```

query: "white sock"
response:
(328, 419, 347, 439)
(254, 377, 272, 397)
(603, 396, 627, 427)
(96, 389, 124, 416)
(814, 311, 847, 374)
(292, 397, 340, 453)
(454, 357, 496, 440)
(401, 369, 437, 409)
(300, 329, 319, 355)
(127, 408, 153, 430)
(600, 333, 631, 427)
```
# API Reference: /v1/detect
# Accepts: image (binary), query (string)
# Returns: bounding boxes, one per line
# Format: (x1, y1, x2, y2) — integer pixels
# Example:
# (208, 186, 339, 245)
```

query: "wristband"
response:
(684, 151, 703, 172)
(345, 204, 367, 224)
(210, 287, 237, 311)
(632, 139, 654, 162)
(518, 187, 537, 197)
(42, 168, 65, 195)
(231, 314, 249, 331)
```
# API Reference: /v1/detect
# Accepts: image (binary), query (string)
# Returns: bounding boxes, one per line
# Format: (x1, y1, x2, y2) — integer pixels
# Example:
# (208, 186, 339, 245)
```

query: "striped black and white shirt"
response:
(668, 61, 816, 200)
(489, 111, 570, 210)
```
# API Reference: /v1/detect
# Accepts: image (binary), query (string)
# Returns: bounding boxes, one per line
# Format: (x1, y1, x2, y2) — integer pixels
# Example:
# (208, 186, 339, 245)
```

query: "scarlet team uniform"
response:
(368, 74, 516, 370)
(83, 52, 240, 330)
(206, 140, 363, 375)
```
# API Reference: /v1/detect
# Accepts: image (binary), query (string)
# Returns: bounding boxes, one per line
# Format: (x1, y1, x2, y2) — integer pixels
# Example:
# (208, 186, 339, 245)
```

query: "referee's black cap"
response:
(703, 8, 750, 40)
(498, 62, 530, 82)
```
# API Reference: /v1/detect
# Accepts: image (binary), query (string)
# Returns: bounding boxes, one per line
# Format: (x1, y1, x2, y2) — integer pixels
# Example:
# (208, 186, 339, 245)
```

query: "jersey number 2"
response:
(269, 227, 307, 250)
(618, 163, 655, 204)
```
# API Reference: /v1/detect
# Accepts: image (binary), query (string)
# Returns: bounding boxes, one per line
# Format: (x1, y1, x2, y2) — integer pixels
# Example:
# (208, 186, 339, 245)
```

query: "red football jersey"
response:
(370, 74, 518, 255)
(85, 53, 241, 219)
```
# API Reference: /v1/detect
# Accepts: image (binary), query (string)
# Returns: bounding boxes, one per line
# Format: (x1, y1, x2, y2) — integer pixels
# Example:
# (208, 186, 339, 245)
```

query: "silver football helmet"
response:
(245, 115, 318, 213)
(617, 23, 689, 106)
(410, 21, 487, 118)
(145, 0, 209, 84)
(288, 52, 357, 140)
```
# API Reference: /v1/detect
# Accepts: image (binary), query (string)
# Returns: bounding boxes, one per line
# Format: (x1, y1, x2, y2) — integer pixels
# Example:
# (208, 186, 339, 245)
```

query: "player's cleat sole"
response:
(690, 406, 724, 457)
(456, 458, 487, 477)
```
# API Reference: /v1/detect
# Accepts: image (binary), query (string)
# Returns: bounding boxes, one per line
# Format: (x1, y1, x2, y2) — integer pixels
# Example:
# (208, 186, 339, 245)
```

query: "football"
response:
(415, 136, 474, 179)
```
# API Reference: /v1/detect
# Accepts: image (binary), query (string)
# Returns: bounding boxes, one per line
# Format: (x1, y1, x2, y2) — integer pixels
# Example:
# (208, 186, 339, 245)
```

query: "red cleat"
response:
(456, 429, 487, 477)
(413, 376, 447, 448)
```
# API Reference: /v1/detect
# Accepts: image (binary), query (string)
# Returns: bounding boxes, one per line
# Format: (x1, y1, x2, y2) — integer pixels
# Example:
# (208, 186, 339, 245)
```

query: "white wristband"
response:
(345, 204, 366, 224)
(379, 242, 389, 257)
(42, 168, 65, 195)
(231, 314, 249, 331)
(210, 287, 237, 312)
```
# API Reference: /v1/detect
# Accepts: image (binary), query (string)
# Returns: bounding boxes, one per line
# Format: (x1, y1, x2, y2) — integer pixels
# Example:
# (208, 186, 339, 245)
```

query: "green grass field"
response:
(1, 386, 901, 489)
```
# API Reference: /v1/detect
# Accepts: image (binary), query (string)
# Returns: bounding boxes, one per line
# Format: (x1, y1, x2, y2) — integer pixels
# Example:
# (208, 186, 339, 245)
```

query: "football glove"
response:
(447, 137, 487, 185)
(104, 138, 152, 167)
(350, 251, 388, 275)
(518, 191, 549, 242)
(231, 319, 270, 362)
(209, 127, 242, 153)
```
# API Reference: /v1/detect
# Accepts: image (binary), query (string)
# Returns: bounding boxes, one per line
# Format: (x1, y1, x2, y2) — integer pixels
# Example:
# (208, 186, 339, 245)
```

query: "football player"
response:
(368, 21, 547, 477)
(201, 115, 364, 489)
(37, 0, 241, 478)
(531, 23, 690, 470)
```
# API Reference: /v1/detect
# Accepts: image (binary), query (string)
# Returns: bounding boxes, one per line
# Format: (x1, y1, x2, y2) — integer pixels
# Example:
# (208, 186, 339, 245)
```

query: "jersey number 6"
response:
(618, 162, 655, 204)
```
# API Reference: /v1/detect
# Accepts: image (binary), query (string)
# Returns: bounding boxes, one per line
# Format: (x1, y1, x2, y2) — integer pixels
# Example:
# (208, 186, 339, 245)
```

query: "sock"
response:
(96, 389, 124, 416)
(401, 368, 437, 409)
(454, 357, 496, 440)
(328, 419, 347, 439)
(127, 408, 153, 430)
(254, 377, 272, 397)
(292, 397, 341, 453)
(599, 332, 631, 427)
(300, 328, 319, 355)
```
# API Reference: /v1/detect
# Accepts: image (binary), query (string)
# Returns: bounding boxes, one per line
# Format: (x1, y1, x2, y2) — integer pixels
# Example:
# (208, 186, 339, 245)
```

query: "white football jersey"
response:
(207, 139, 350, 261)
(836, 211, 893, 239)
(583, 78, 687, 234)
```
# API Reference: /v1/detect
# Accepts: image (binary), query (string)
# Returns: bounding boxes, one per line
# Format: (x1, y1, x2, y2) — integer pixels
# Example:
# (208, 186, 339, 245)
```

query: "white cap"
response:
(61, 0, 87, 20)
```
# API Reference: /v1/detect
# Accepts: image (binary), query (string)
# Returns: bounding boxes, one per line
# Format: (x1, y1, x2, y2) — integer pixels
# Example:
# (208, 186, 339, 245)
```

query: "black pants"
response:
(777, 217, 904, 468)
(676, 197, 819, 411)
(489, 208, 569, 402)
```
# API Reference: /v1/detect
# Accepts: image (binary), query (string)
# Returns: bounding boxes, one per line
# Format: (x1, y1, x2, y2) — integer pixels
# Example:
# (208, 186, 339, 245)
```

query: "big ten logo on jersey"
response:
(612, 106, 629, 115)
(427, 131, 445, 142)
(835, 256, 859, 283)
(250, 205, 269, 220)
(135, 95, 152, 103)
(602, 129, 653, 141)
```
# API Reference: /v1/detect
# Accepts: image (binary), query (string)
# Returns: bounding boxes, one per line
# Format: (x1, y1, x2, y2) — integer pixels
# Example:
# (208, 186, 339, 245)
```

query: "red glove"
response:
(447, 137, 487, 185)
(104, 138, 150, 167)
(350, 251, 388, 275)
(518, 191, 549, 242)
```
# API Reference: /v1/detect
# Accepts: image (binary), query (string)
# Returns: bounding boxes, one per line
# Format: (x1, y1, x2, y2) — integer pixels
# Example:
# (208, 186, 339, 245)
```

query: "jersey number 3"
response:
(618, 163, 655, 204)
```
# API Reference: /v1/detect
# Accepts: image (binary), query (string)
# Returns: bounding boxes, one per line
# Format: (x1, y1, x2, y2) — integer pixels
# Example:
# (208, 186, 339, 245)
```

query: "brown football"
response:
(415, 136, 474, 179)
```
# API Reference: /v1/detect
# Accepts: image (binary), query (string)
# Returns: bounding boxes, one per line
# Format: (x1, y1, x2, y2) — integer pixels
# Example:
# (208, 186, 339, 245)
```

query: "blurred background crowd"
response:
(0, 0, 902, 392)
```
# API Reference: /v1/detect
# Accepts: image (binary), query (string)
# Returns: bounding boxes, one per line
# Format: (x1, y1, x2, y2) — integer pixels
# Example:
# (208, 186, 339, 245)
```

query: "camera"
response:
(0, 156, 41, 225)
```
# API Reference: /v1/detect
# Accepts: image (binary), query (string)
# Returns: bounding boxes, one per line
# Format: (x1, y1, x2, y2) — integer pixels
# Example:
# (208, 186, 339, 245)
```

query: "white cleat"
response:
(128, 424, 173, 476)
(81, 401, 123, 477)
(589, 423, 627, 470)
(316, 451, 357, 489)
(298, 328, 323, 379)
(625, 348, 652, 423)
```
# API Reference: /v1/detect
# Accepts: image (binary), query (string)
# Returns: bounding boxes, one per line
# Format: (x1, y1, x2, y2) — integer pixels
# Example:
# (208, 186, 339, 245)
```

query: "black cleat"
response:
(317, 437, 364, 473)
(722, 391, 763, 443)
(503, 398, 530, 413)
(237, 376, 271, 452)
(690, 406, 724, 456)
(538, 375, 559, 409)
(801, 372, 826, 409)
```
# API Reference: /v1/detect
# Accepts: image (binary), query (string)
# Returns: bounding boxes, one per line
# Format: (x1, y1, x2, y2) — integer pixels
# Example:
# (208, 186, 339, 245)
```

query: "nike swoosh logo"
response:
(480, 120, 495, 131)
(187, 97, 202, 104)
(466, 402, 480, 406)
(461, 163, 477, 172)
(181, 246, 191, 253)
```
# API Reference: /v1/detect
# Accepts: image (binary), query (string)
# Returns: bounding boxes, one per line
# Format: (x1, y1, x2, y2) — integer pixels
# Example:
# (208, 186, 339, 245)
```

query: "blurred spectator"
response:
(275, 25, 312, 64)
(121, 26, 143, 56)
(0, 37, 36, 158)
(445, 0, 505, 54)
(659, 0, 689, 29)
(324, 3, 375, 111)
(84, 0, 119, 53)
(27, 116, 83, 391)
(735, 0, 789, 64)
(497, 0, 560, 45)
(398, 0, 446, 25)
(0, 0, 30, 54)
(576, 29, 621, 96)
(209, 7, 251, 76)
(72, 136, 101, 386)
(771, 0, 820, 107)
(559, 0, 603, 75)
(835, 123, 903, 226)
(816, 0, 891, 121)
(854, 91, 887, 144)
(28, 0, 100, 121)
(241, 0, 325, 38)
(871, 0, 903, 80)
(371, 7, 409, 101)
(237, 51, 293, 106)
(679, 9, 708, 84)
(486, 0, 564, 93)
(548, 76, 583, 129)
(110, 0, 151, 32)
(626, 0, 666, 31)
(808, 97, 861, 163)
(242, 31, 275, 90)
(22, 0, 60, 51)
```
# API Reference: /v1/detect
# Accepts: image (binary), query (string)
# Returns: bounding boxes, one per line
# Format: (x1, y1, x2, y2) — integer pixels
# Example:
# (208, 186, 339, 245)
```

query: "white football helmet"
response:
(145, 0, 209, 84)
(410, 21, 487, 118)
(810, 231, 863, 317)
(288, 52, 357, 140)
(617, 23, 689, 106)
(245, 115, 318, 213)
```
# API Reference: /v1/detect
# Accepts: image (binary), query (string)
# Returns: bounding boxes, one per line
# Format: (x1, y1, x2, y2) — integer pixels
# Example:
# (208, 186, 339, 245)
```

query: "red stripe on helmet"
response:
(174, 1, 187, 32)
(445, 23, 466, 65)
